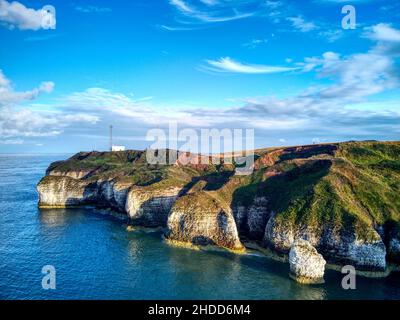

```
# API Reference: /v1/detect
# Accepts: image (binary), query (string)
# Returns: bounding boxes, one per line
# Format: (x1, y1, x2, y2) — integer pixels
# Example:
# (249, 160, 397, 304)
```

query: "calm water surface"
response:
(0, 155, 399, 300)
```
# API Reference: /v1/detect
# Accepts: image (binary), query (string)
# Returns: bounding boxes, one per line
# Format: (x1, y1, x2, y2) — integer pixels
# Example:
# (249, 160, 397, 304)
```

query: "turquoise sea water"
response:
(0, 154, 399, 300)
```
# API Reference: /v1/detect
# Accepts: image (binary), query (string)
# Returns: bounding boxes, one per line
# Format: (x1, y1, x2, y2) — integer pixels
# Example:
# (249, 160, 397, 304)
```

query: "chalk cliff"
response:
(289, 239, 326, 284)
(37, 141, 400, 276)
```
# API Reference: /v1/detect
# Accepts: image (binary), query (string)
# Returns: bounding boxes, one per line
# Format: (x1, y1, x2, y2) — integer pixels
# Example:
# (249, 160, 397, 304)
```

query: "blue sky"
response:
(0, 0, 400, 153)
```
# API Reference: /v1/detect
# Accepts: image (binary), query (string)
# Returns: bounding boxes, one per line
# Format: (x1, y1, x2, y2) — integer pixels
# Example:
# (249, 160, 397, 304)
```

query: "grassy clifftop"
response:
(46, 141, 400, 242)
(236, 141, 400, 242)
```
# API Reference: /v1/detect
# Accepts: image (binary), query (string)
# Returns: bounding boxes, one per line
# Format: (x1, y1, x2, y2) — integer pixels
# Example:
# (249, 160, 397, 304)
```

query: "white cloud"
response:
(0, 107, 98, 139)
(364, 23, 400, 42)
(287, 16, 317, 32)
(38, 81, 55, 93)
(0, 71, 98, 142)
(298, 48, 398, 100)
(64, 87, 207, 127)
(202, 57, 299, 74)
(0, 70, 55, 107)
(0, 0, 55, 30)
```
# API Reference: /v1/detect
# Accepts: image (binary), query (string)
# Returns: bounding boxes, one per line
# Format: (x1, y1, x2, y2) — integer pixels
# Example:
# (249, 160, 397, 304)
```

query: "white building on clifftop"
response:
(112, 145, 126, 152)
(109, 125, 125, 151)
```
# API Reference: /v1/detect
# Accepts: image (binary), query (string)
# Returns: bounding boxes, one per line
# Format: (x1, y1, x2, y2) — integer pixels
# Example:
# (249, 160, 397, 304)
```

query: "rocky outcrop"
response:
(289, 239, 326, 284)
(166, 192, 244, 251)
(232, 197, 270, 239)
(320, 230, 386, 271)
(264, 216, 387, 271)
(244, 197, 270, 239)
(37, 176, 97, 207)
(126, 185, 181, 227)
(96, 181, 132, 212)
(37, 176, 131, 212)
(263, 215, 320, 252)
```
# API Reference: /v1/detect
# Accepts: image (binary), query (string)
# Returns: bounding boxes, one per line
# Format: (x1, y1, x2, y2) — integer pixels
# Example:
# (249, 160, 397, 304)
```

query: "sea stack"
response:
(289, 239, 326, 284)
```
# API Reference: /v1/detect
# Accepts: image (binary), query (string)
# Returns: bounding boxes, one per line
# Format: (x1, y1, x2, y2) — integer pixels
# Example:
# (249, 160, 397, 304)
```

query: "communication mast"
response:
(109, 125, 113, 152)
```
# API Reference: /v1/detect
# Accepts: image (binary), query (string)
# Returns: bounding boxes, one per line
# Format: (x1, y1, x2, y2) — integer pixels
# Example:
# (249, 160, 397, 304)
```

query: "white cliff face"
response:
(347, 241, 386, 270)
(325, 237, 387, 271)
(264, 216, 387, 271)
(320, 228, 386, 271)
(245, 197, 270, 239)
(37, 176, 96, 207)
(97, 181, 131, 212)
(232, 197, 270, 240)
(289, 239, 326, 284)
(125, 186, 181, 227)
(232, 205, 247, 232)
(166, 192, 244, 251)
(37, 176, 131, 211)
(263, 215, 320, 252)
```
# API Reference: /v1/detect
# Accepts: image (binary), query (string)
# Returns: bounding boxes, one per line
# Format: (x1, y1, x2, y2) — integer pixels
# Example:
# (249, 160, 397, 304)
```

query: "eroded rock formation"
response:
(37, 141, 400, 277)
(289, 239, 326, 284)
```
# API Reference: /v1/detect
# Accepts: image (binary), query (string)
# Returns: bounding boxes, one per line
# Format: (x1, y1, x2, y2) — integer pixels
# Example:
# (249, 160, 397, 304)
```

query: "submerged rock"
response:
(289, 239, 326, 284)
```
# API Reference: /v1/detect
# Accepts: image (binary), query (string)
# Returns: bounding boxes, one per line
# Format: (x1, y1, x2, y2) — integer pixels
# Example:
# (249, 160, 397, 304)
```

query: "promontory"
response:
(37, 141, 400, 282)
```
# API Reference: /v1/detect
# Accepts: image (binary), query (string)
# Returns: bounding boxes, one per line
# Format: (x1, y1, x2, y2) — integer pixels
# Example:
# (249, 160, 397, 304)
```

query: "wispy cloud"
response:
(201, 57, 299, 74)
(167, 0, 264, 26)
(169, 0, 194, 13)
(242, 38, 269, 49)
(287, 16, 317, 32)
(74, 5, 112, 13)
(160, 24, 204, 31)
